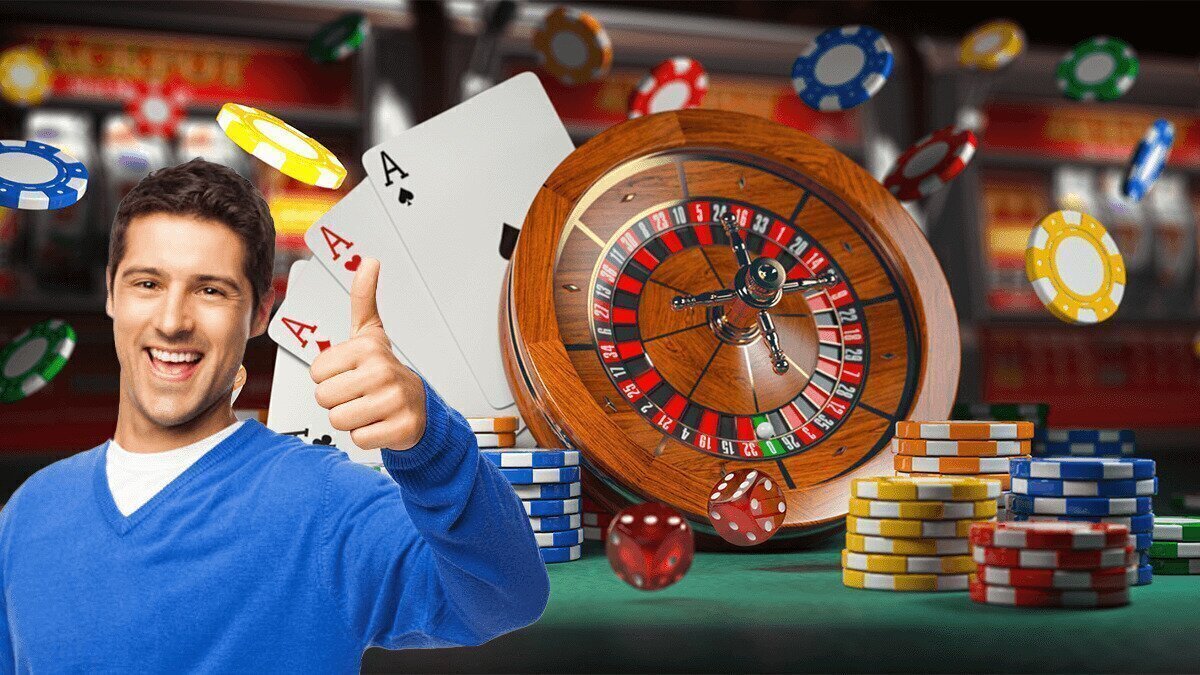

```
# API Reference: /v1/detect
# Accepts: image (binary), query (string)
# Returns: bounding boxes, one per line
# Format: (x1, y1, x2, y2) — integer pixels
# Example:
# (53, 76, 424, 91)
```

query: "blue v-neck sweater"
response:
(0, 381, 549, 673)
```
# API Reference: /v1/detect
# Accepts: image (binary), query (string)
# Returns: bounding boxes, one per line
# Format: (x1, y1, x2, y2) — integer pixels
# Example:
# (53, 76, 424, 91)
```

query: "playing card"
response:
(268, 256, 357, 364)
(361, 72, 573, 410)
(305, 181, 513, 417)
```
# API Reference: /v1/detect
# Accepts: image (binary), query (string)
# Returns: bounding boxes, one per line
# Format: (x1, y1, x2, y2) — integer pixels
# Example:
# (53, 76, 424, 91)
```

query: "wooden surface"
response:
(504, 109, 959, 548)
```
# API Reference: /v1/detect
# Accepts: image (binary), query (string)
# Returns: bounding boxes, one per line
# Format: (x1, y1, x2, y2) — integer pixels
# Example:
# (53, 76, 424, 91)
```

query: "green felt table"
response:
(361, 448, 1200, 673)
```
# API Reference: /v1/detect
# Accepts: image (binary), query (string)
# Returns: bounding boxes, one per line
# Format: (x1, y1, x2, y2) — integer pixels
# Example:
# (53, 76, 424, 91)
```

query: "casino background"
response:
(3, 1, 1200, 672)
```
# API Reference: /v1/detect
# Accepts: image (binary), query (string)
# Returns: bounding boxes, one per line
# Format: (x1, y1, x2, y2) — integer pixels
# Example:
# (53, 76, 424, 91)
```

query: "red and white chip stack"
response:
(582, 495, 613, 542)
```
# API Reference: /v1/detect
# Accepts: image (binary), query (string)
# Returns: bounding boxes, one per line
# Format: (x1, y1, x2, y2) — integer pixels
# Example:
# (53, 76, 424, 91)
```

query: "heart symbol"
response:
(344, 254, 361, 272)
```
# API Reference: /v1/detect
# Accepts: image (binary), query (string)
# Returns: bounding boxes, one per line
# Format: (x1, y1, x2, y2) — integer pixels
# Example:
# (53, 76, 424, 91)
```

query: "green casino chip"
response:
(308, 12, 368, 63)
(1056, 36, 1138, 101)
(1154, 516, 1200, 542)
(1149, 541, 1200, 559)
(0, 319, 75, 402)
(1149, 557, 1200, 575)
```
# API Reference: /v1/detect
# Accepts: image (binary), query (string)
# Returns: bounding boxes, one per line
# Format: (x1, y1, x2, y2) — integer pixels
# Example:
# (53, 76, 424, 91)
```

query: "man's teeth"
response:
(150, 348, 202, 363)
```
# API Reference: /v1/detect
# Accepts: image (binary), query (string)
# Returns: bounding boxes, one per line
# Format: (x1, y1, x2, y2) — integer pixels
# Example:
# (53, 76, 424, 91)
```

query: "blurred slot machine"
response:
(175, 119, 251, 179)
(1099, 168, 1154, 313)
(23, 110, 97, 293)
(1146, 173, 1196, 310)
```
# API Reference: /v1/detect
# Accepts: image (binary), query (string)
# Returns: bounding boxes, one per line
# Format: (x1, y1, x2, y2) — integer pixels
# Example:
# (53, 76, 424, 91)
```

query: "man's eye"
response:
(203, 287, 225, 296)
(138, 281, 156, 289)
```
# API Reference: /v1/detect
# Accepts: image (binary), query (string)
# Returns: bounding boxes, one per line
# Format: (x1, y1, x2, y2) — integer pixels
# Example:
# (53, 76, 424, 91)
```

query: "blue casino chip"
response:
(522, 497, 580, 517)
(1033, 440, 1135, 457)
(1013, 511, 1154, 533)
(1010, 457, 1155, 481)
(0, 140, 89, 210)
(1132, 531, 1153, 551)
(1124, 118, 1174, 201)
(540, 544, 582, 564)
(1009, 494, 1152, 516)
(482, 448, 580, 468)
(1042, 428, 1136, 444)
(499, 465, 580, 484)
(534, 528, 584, 548)
(528, 513, 581, 532)
(1129, 562, 1153, 586)
(512, 481, 581, 500)
(1011, 476, 1158, 498)
(791, 24, 894, 111)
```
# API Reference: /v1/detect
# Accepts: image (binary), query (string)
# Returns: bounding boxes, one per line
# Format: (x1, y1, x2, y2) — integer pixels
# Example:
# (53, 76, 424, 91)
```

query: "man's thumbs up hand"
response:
(311, 258, 427, 451)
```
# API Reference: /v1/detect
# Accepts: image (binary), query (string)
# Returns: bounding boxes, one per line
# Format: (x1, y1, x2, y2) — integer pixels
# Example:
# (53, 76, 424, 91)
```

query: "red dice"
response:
(707, 468, 787, 546)
(605, 502, 694, 591)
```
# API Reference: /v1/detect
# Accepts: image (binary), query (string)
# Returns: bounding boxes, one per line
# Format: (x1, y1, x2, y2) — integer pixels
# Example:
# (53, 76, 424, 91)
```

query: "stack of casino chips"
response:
(893, 420, 1034, 524)
(969, 521, 1136, 607)
(581, 495, 614, 542)
(485, 446, 583, 564)
(1032, 428, 1136, 458)
(1008, 455, 1156, 585)
(1148, 517, 1200, 576)
(842, 476, 1001, 592)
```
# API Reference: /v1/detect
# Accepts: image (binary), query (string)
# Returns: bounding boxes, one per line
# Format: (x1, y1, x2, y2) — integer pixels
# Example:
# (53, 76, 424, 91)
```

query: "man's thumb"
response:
(349, 257, 383, 335)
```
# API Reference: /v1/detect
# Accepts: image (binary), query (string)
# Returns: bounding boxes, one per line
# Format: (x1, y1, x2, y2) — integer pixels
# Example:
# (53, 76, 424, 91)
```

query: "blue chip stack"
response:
(1033, 428, 1136, 458)
(486, 449, 583, 564)
(1009, 454, 1156, 585)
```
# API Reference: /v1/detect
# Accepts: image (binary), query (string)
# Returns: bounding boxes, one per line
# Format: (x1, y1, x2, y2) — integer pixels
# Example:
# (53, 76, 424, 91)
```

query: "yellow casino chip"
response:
(958, 20, 1025, 71)
(1025, 210, 1125, 324)
(216, 103, 346, 189)
(0, 46, 51, 106)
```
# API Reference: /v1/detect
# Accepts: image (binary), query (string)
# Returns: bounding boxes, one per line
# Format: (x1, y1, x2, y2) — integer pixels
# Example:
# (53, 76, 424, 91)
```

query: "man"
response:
(0, 159, 549, 673)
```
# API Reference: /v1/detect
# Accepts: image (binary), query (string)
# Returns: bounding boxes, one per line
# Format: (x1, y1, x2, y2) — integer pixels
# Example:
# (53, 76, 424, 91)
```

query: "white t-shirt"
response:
(106, 420, 244, 516)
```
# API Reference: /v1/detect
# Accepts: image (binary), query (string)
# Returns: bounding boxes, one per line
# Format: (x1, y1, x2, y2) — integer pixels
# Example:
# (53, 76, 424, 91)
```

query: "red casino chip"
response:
(969, 579, 1130, 607)
(124, 81, 189, 139)
(973, 544, 1135, 570)
(883, 124, 977, 201)
(628, 57, 708, 119)
(970, 521, 1130, 550)
(976, 564, 1130, 591)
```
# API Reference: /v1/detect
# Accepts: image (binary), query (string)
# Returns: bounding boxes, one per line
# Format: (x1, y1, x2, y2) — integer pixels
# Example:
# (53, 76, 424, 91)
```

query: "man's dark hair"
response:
(108, 158, 275, 310)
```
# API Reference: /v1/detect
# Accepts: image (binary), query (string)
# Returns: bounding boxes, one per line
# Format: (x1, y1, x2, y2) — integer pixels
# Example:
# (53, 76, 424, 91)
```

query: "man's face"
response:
(106, 213, 272, 428)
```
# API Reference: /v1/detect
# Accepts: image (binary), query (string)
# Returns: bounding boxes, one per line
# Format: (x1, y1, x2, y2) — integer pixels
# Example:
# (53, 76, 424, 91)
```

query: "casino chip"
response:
(0, 140, 89, 211)
(0, 46, 51, 106)
(1057, 36, 1138, 101)
(512, 481, 581, 500)
(217, 103, 346, 189)
(532, 5, 612, 86)
(474, 432, 517, 448)
(845, 533, 970, 556)
(467, 416, 518, 433)
(882, 125, 977, 202)
(499, 466, 580, 484)
(973, 544, 1134, 570)
(483, 448, 579, 468)
(540, 544, 582, 564)
(842, 568, 970, 592)
(1043, 428, 1135, 444)
(958, 19, 1025, 71)
(969, 521, 1130, 550)
(529, 513, 581, 532)
(308, 13, 369, 63)
(1017, 512, 1154, 533)
(1153, 516, 1200, 542)
(535, 528, 583, 548)
(847, 515, 984, 539)
(523, 497, 579, 517)
(791, 25, 893, 112)
(840, 550, 977, 575)
(1, 319, 76, 403)
(847, 497, 997, 520)
(124, 81, 188, 139)
(1032, 440, 1135, 457)
(1010, 457, 1155, 481)
(1025, 210, 1125, 324)
(895, 420, 1034, 440)
(1011, 476, 1157, 498)
(852, 476, 1001, 502)
(969, 579, 1130, 607)
(894, 455, 1013, 475)
(893, 438, 1029, 457)
(1149, 541, 1200, 558)
(976, 564, 1129, 591)
(627, 57, 708, 119)
(1123, 118, 1174, 201)
(899, 471, 1011, 491)
(1150, 558, 1200, 575)
(1009, 494, 1152, 517)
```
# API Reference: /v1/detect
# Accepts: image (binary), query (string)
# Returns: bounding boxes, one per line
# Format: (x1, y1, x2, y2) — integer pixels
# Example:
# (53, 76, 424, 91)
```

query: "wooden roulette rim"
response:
(505, 109, 959, 549)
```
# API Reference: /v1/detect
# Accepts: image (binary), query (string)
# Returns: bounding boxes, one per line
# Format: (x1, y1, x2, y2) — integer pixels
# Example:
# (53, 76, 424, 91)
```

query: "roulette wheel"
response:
(502, 109, 959, 550)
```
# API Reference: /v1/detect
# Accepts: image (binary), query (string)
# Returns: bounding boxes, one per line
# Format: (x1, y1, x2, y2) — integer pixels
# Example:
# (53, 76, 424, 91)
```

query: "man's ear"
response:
(104, 269, 114, 320)
(250, 287, 276, 338)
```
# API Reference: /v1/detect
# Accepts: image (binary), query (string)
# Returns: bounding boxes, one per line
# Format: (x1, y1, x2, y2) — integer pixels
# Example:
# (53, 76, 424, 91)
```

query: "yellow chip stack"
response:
(893, 420, 1036, 522)
(842, 476, 1002, 592)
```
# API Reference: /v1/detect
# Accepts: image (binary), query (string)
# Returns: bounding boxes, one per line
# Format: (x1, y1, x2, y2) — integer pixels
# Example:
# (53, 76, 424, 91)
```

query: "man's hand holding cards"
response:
(310, 257, 428, 451)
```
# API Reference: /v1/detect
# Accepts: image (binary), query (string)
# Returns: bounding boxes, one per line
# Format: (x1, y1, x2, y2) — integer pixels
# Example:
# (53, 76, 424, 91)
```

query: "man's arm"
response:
(318, 379, 549, 649)
(1, 497, 18, 672)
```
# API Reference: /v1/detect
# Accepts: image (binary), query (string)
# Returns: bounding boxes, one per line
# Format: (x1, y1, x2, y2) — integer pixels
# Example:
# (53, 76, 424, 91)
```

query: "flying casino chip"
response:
(848, 497, 997, 520)
(1, 319, 76, 403)
(308, 12, 369, 63)
(124, 81, 189, 139)
(840, 550, 977, 575)
(845, 533, 970, 556)
(1123, 118, 1175, 201)
(0, 140, 89, 211)
(895, 420, 1034, 440)
(1056, 36, 1138, 101)
(216, 103, 346, 189)
(882, 125, 977, 202)
(851, 476, 1001, 502)
(893, 438, 1029, 457)
(791, 25, 893, 111)
(976, 564, 1130, 591)
(627, 57, 708, 119)
(969, 579, 1130, 607)
(1153, 516, 1200, 542)
(1011, 476, 1157, 498)
(969, 521, 1130, 550)
(532, 5, 612, 86)
(842, 568, 970, 592)
(1025, 210, 1125, 324)
(0, 46, 51, 106)
(958, 19, 1025, 71)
